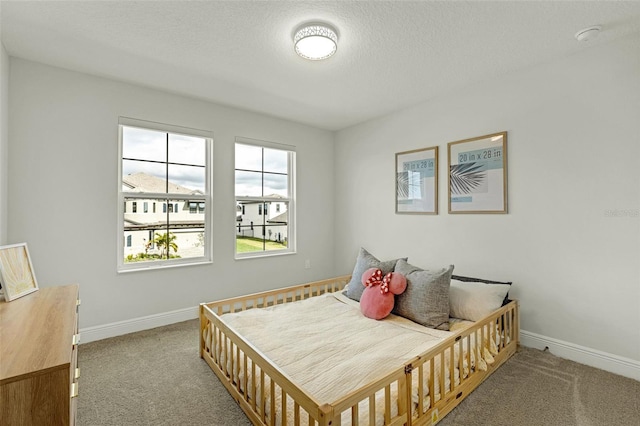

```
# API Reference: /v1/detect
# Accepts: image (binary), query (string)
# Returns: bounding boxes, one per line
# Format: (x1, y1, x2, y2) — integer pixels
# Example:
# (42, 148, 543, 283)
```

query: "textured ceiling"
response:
(2, 1, 640, 131)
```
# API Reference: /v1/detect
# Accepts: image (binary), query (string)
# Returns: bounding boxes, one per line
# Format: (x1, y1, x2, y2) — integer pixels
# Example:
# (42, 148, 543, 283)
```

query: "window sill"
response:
(234, 250, 296, 261)
(117, 258, 212, 273)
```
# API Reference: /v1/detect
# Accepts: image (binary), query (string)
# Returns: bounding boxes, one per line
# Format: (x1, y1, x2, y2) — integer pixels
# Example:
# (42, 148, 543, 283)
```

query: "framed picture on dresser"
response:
(0, 243, 39, 301)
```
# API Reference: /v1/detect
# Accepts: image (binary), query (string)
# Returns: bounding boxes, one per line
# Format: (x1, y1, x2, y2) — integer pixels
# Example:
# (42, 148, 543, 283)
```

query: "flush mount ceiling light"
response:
(575, 25, 602, 42)
(294, 23, 338, 60)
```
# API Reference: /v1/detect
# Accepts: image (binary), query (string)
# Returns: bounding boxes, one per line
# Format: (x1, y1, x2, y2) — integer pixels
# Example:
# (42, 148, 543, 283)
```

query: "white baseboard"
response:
(79, 306, 199, 344)
(520, 330, 640, 381)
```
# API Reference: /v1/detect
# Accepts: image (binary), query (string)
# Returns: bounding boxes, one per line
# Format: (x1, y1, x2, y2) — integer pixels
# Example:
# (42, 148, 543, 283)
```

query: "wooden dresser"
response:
(0, 285, 80, 425)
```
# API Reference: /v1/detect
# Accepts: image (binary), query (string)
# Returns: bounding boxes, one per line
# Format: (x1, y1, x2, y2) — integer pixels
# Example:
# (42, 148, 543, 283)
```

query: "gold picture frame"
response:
(0, 243, 39, 301)
(448, 132, 508, 214)
(396, 146, 439, 214)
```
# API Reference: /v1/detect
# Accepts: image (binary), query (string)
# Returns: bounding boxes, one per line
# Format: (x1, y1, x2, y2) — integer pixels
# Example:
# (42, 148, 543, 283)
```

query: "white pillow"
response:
(449, 279, 510, 321)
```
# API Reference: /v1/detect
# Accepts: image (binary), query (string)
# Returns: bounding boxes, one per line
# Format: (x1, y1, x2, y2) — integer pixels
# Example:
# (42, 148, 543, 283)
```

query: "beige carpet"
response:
(78, 320, 639, 426)
(437, 345, 640, 426)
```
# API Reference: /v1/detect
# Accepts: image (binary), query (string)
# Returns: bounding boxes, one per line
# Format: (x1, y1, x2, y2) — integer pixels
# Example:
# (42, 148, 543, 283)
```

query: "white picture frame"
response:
(0, 243, 39, 301)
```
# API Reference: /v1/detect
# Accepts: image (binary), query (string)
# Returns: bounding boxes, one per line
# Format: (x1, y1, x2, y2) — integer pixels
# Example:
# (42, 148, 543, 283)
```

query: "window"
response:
(132, 201, 137, 213)
(118, 117, 213, 271)
(189, 201, 205, 214)
(235, 137, 295, 258)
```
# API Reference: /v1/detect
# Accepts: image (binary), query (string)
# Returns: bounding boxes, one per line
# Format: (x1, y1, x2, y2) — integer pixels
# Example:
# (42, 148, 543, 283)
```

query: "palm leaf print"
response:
(450, 162, 486, 194)
(396, 172, 409, 198)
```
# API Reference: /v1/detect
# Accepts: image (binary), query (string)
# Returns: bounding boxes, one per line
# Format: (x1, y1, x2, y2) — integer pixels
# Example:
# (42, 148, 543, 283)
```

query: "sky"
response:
(122, 126, 289, 196)
(235, 143, 288, 197)
(122, 126, 206, 192)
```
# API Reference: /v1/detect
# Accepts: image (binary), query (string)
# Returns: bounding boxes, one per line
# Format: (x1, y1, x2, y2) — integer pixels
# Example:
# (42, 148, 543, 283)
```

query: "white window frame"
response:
(117, 117, 213, 272)
(234, 136, 296, 259)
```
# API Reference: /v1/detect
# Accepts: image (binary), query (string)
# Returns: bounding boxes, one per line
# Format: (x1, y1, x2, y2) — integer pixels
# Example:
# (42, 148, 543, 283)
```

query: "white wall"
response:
(334, 34, 640, 364)
(0, 19, 8, 244)
(8, 59, 335, 329)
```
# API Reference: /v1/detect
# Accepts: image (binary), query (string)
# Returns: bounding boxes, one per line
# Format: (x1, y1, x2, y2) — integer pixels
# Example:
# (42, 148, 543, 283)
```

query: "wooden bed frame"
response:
(199, 275, 519, 426)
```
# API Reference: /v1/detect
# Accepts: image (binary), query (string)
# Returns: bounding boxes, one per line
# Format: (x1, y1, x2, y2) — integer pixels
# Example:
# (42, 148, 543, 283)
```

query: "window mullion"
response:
(261, 147, 265, 198)
(165, 132, 169, 262)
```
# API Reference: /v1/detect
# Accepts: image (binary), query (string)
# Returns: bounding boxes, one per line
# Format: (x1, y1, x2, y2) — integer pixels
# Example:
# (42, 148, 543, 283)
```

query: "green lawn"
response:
(236, 237, 287, 253)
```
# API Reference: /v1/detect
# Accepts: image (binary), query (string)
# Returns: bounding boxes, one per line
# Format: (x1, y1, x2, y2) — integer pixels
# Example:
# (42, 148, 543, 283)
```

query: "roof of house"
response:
(124, 218, 204, 231)
(267, 212, 288, 224)
(123, 172, 201, 194)
(237, 194, 286, 204)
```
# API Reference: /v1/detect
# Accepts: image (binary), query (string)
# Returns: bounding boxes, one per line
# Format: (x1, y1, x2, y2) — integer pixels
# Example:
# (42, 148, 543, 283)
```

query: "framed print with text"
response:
(396, 146, 438, 214)
(448, 132, 507, 214)
(0, 243, 39, 301)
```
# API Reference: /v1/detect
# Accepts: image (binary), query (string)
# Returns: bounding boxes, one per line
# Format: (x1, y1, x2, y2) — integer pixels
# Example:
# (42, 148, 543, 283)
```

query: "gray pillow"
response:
(345, 248, 405, 302)
(393, 259, 454, 330)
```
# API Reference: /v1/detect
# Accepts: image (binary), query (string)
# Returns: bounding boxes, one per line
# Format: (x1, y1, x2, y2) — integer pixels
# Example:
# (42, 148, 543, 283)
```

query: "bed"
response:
(199, 274, 519, 426)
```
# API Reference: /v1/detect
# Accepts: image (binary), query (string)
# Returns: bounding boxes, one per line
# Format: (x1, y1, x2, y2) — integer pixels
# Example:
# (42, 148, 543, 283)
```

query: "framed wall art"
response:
(448, 131, 508, 214)
(0, 243, 39, 301)
(396, 146, 438, 214)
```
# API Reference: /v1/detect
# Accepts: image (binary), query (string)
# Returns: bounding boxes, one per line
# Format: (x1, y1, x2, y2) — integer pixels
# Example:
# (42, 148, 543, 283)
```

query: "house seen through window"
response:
(118, 117, 212, 271)
(235, 137, 295, 257)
